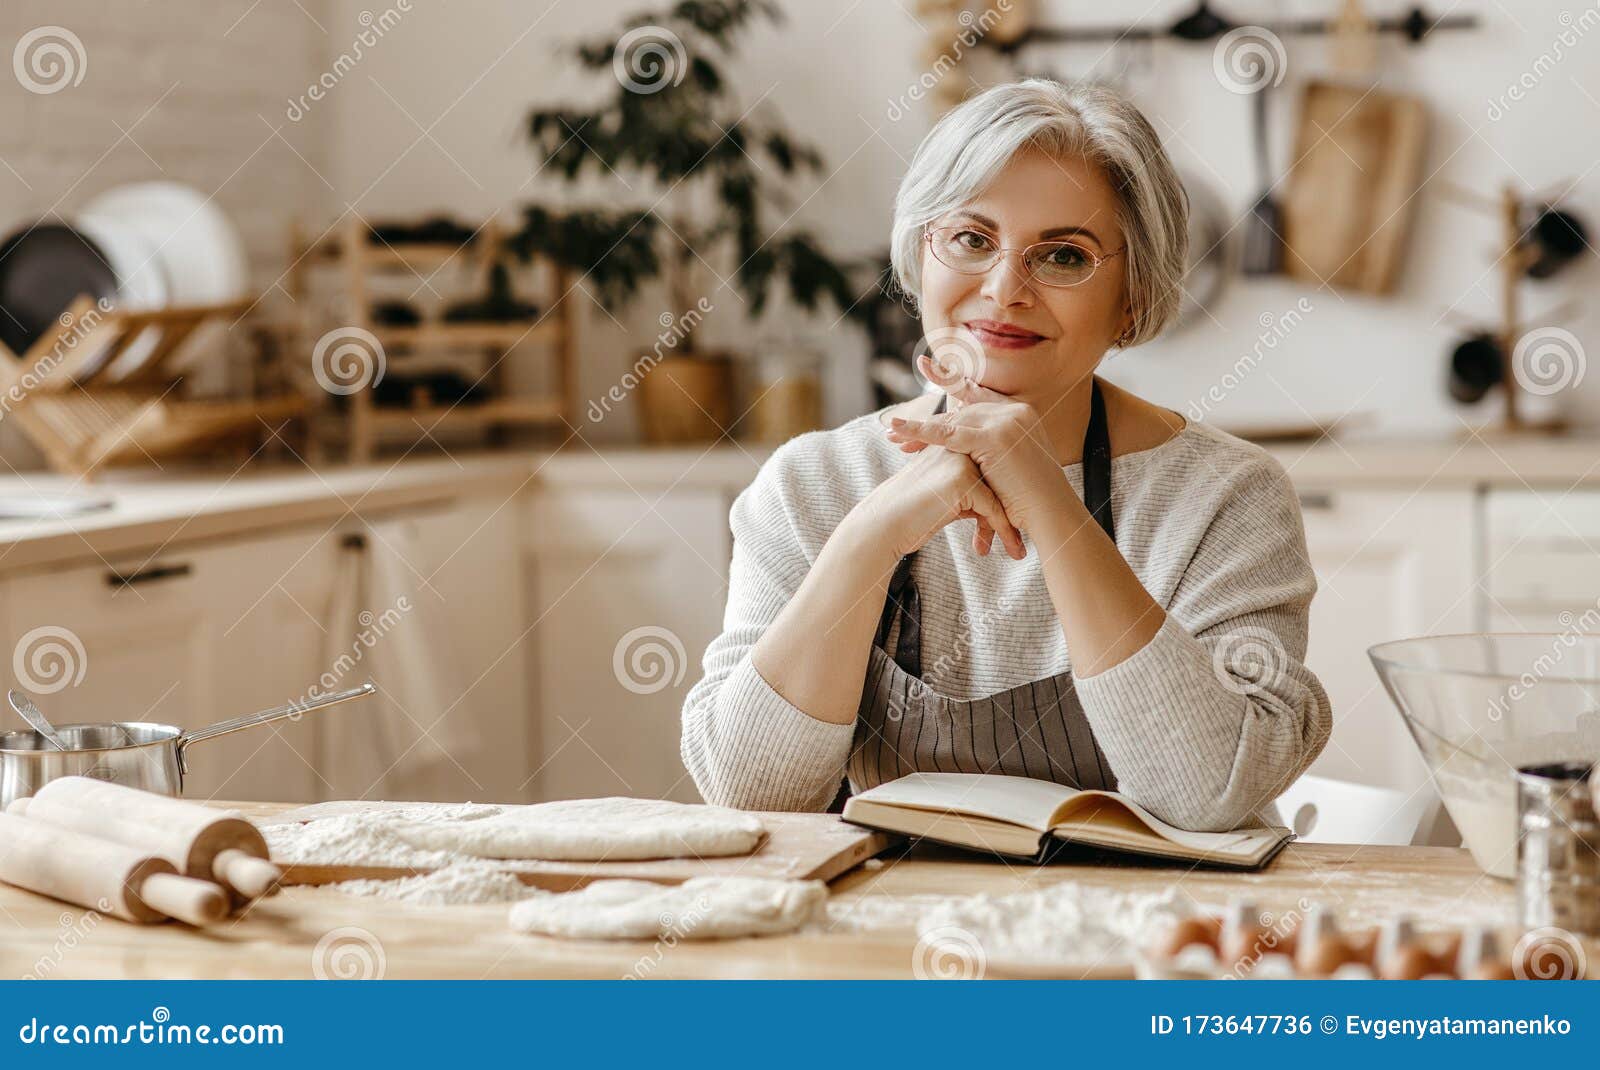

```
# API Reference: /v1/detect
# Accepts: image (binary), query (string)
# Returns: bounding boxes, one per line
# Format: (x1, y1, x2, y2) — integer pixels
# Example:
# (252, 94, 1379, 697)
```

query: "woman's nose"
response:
(979, 249, 1034, 307)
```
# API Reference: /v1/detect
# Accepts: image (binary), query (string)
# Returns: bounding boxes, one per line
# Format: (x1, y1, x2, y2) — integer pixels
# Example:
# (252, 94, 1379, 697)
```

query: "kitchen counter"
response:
(0, 801, 1551, 980)
(0, 453, 534, 572)
(3, 430, 1600, 573)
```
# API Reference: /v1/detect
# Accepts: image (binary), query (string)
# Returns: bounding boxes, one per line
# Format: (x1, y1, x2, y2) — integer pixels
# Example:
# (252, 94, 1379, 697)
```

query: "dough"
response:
(390, 797, 765, 861)
(508, 877, 827, 940)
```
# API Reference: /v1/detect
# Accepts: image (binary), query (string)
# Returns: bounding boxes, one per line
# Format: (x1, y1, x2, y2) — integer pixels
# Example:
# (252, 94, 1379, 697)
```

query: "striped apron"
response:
(834, 380, 1119, 807)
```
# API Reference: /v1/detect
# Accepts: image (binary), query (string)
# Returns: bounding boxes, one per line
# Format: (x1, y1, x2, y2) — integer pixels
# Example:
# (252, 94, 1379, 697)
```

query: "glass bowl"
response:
(1369, 633, 1600, 878)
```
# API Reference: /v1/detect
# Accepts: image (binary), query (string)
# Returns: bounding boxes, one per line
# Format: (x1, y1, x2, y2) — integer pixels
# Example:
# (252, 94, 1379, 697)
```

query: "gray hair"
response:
(890, 79, 1189, 348)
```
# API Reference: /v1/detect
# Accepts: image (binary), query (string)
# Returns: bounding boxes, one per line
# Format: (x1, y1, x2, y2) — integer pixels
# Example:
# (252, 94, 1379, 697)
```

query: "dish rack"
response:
(0, 295, 304, 478)
(285, 215, 577, 461)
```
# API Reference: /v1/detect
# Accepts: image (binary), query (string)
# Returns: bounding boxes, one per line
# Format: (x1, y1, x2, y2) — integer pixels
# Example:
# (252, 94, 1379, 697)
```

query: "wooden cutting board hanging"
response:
(1282, 2, 1428, 295)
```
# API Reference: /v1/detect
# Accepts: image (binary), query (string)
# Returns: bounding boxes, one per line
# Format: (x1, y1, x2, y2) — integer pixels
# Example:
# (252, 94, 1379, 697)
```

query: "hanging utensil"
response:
(1170, 0, 1233, 41)
(1241, 84, 1283, 276)
(8, 690, 68, 752)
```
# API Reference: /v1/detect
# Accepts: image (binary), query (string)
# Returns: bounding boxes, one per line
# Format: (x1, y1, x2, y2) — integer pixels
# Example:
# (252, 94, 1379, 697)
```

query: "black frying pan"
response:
(0, 223, 117, 357)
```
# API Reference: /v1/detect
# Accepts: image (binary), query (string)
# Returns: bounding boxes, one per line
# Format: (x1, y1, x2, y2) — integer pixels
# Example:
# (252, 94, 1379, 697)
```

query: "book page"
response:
(850, 772, 1079, 832)
(1052, 792, 1285, 856)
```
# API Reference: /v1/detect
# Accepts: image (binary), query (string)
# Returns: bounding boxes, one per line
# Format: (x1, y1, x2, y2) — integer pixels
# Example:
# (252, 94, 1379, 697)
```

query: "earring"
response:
(1115, 325, 1136, 348)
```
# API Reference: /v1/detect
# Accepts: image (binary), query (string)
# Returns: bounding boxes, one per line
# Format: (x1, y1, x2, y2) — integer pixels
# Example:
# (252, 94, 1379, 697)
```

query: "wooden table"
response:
(0, 802, 1557, 979)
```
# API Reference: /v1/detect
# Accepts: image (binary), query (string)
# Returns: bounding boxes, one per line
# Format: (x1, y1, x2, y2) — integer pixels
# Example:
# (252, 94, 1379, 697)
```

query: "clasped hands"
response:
(860, 354, 1078, 562)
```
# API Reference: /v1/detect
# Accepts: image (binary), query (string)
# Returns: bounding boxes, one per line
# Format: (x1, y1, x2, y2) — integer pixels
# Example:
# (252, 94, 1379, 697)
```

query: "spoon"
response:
(8, 689, 68, 751)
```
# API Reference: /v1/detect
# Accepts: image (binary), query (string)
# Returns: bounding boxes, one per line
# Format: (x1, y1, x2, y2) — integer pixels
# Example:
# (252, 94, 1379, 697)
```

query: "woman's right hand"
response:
(852, 444, 1026, 561)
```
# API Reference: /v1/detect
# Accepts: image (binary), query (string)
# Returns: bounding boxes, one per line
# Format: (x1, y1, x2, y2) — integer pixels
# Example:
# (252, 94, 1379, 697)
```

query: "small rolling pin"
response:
(7, 776, 281, 902)
(0, 812, 227, 925)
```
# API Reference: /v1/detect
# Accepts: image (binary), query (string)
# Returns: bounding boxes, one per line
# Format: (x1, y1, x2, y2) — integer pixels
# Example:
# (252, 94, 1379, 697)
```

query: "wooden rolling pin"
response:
(7, 777, 281, 902)
(0, 811, 227, 925)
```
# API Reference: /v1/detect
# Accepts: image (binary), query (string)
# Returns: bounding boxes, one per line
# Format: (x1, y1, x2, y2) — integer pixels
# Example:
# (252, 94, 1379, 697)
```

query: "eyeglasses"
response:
(924, 225, 1124, 288)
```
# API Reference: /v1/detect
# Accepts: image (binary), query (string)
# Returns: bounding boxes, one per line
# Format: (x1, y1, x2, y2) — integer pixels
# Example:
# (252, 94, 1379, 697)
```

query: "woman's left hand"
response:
(885, 356, 1075, 534)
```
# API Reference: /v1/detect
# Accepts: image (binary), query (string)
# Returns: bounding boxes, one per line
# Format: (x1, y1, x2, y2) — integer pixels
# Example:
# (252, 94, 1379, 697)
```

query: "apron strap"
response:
(874, 554, 922, 678)
(870, 391, 949, 676)
(1082, 378, 1115, 543)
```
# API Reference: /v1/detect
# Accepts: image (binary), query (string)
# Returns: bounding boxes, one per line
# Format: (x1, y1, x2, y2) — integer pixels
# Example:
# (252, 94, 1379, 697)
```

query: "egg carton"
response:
(1137, 900, 1531, 980)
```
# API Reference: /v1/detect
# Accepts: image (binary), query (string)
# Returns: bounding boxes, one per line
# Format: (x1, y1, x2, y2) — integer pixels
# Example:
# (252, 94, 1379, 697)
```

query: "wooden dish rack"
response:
(285, 216, 576, 461)
(0, 295, 304, 479)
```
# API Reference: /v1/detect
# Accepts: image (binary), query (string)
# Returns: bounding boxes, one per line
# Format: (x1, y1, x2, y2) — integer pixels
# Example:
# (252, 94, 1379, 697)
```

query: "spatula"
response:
(1241, 85, 1283, 275)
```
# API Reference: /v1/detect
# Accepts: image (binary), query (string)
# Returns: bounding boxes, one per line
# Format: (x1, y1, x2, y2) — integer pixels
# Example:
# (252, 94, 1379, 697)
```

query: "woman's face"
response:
(918, 148, 1131, 402)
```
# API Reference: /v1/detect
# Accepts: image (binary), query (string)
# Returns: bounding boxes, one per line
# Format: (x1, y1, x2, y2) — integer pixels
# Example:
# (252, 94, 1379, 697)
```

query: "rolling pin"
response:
(0, 812, 227, 925)
(7, 777, 281, 902)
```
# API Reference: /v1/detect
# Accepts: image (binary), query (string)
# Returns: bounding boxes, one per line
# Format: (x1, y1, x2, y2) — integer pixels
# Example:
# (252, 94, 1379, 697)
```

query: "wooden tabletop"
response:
(0, 800, 1558, 979)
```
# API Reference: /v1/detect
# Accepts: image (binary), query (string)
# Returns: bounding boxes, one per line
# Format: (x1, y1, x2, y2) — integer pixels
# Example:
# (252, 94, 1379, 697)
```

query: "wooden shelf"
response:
(374, 320, 555, 348)
(367, 397, 565, 431)
(299, 239, 484, 272)
(285, 214, 576, 461)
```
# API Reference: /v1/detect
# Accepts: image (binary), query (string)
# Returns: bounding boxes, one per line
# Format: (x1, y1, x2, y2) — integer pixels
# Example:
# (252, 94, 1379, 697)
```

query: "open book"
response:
(842, 772, 1290, 870)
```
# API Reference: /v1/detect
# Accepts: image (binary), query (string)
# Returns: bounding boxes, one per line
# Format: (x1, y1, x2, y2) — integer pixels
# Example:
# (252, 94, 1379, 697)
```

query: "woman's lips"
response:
(965, 320, 1046, 349)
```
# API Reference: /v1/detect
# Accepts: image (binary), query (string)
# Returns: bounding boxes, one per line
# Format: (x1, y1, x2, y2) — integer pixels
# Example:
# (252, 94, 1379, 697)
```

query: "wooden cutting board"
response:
(1282, 80, 1428, 294)
(256, 802, 898, 892)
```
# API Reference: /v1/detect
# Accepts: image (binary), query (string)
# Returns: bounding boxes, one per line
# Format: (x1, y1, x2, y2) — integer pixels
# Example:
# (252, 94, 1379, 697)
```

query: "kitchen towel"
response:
(318, 518, 482, 800)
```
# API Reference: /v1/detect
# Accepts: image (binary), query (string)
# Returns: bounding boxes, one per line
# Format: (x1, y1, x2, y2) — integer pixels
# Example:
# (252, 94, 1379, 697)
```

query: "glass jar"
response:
(745, 337, 824, 443)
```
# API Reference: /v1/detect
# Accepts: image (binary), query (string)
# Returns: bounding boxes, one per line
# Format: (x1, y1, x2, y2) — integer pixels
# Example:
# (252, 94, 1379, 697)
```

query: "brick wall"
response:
(0, 1, 333, 468)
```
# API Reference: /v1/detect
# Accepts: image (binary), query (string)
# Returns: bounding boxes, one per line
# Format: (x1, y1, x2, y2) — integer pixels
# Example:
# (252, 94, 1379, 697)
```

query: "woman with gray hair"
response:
(681, 79, 1331, 832)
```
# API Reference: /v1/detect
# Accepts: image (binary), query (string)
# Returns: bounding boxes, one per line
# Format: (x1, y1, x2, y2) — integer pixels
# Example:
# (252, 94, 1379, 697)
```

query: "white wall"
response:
(0, 0, 333, 285)
(0, 0, 336, 465)
(323, 0, 1600, 439)
(3, 0, 1596, 460)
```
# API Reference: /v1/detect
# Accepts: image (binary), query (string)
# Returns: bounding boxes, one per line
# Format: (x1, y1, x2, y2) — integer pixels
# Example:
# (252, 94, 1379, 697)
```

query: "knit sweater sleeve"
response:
(1073, 455, 1333, 832)
(680, 438, 858, 812)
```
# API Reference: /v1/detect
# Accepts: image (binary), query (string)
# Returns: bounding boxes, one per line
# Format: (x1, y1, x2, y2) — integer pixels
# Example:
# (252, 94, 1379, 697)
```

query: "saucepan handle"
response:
(176, 682, 377, 772)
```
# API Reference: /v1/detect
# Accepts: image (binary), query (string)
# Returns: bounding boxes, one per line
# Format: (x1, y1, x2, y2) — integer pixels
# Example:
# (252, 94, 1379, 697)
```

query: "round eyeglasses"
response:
(924, 226, 1124, 288)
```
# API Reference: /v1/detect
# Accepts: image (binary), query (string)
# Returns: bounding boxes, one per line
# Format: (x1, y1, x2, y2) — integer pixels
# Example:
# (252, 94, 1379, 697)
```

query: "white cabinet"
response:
(335, 500, 531, 804)
(523, 486, 731, 803)
(0, 490, 534, 807)
(0, 526, 338, 803)
(1295, 487, 1479, 791)
(1482, 489, 1600, 631)
(182, 528, 339, 802)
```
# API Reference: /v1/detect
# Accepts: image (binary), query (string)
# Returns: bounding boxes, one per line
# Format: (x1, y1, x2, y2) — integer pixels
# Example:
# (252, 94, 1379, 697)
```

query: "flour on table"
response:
(508, 877, 827, 940)
(819, 894, 960, 934)
(392, 797, 766, 861)
(329, 861, 535, 906)
(812, 882, 1189, 967)
(917, 883, 1188, 966)
(260, 802, 503, 869)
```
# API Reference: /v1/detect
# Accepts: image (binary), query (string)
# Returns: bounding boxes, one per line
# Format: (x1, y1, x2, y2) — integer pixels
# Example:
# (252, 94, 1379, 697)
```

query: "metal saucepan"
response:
(0, 682, 376, 808)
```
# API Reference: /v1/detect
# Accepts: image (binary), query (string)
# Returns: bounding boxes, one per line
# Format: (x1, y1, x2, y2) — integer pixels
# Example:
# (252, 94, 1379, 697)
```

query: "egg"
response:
(1298, 934, 1352, 977)
(1221, 900, 1271, 974)
(1376, 916, 1424, 979)
(1436, 931, 1464, 967)
(1469, 960, 1517, 980)
(1456, 926, 1512, 980)
(1153, 914, 1221, 959)
(1271, 919, 1301, 959)
(1294, 906, 1350, 977)
(1345, 926, 1380, 967)
(1380, 944, 1437, 980)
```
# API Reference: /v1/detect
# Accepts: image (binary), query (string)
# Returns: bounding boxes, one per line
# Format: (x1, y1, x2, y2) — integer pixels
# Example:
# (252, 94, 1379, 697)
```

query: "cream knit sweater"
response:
(680, 408, 1333, 832)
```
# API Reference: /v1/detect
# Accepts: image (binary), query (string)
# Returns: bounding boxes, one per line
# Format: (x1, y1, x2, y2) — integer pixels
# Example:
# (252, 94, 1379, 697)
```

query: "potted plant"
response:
(514, 0, 863, 443)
